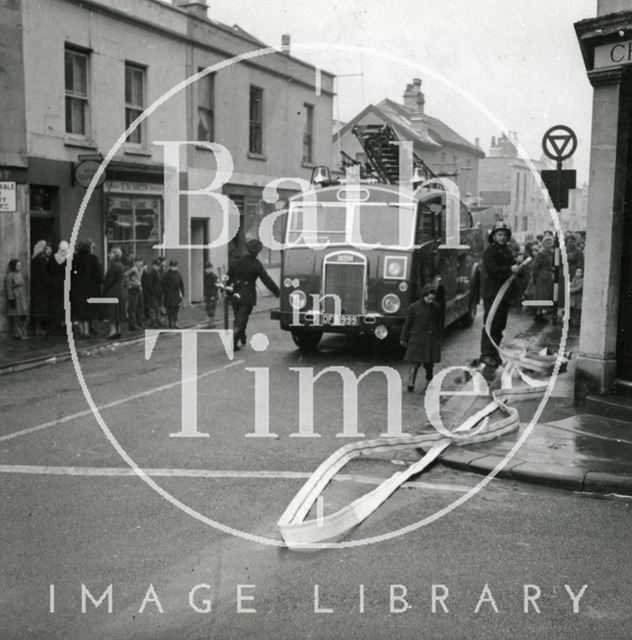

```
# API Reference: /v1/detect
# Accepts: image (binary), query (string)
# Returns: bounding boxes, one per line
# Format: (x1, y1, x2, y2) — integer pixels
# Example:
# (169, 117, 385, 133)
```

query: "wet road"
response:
(1, 308, 630, 639)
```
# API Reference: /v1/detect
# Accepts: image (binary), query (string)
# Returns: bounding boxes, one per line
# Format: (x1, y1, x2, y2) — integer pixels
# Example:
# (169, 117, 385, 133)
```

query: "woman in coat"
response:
(4, 259, 29, 340)
(47, 240, 70, 334)
(400, 284, 442, 392)
(30, 240, 50, 335)
(531, 236, 555, 320)
(71, 239, 103, 338)
(102, 247, 125, 338)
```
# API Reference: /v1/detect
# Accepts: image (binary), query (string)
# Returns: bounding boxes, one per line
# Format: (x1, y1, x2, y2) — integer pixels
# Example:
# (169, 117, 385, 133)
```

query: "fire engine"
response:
(270, 124, 485, 351)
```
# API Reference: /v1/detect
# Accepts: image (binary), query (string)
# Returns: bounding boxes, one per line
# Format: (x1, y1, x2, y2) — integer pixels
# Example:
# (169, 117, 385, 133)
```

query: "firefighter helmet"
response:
(488, 221, 512, 243)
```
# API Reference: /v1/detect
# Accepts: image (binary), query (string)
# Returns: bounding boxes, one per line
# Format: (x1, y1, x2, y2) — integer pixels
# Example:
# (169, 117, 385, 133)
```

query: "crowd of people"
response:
(3, 240, 221, 341)
(510, 229, 585, 325)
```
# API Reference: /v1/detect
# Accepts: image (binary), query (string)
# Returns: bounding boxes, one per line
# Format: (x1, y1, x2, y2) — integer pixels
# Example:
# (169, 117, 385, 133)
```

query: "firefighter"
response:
(479, 221, 526, 367)
(227, 238, 280, 351)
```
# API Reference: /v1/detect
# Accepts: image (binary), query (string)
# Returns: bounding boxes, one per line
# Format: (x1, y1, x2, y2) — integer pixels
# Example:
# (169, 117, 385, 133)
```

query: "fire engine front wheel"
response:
(291, 329, 323, 352)
(460, 280, 480, 329)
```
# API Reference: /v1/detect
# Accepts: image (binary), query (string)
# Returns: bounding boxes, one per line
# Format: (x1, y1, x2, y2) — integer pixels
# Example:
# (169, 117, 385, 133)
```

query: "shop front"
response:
(104, 180, 163, 268)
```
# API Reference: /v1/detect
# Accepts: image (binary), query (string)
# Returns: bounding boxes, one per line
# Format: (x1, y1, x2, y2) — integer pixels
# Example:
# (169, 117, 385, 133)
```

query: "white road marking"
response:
(0, 360, 242, 443)
(0, 464, 472, 492)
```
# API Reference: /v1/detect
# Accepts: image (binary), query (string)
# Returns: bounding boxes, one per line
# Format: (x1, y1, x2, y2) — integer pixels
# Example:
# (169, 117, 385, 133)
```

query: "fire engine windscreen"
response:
(286, 202, 415, 248)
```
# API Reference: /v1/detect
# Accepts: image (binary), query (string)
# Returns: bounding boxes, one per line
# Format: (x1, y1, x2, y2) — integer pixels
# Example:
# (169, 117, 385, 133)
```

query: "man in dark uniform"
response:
(228, 238, 280, 351)
(479, 221, 526, 367)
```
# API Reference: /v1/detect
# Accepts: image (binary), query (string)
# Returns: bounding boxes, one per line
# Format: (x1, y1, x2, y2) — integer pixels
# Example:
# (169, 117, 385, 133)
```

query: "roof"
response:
(379, 99, 485, 157)
(333, 104, 441, 150)
(334, 97, 483, 158)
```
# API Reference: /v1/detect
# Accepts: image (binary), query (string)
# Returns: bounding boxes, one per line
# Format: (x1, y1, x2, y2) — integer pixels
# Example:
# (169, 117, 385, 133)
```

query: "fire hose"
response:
(277, 271, 568, 548)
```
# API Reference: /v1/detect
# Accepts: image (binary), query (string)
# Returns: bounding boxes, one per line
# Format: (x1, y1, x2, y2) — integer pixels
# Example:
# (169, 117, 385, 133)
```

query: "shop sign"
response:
(594, 40, 632, 69)
(105, 181, 163, 195)
(0, 182, 16, 212)
(75, 160, 106, 188)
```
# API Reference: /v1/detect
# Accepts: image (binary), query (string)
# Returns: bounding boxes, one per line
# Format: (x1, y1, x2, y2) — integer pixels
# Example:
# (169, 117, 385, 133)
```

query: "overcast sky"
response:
(208, 0, 596, 181)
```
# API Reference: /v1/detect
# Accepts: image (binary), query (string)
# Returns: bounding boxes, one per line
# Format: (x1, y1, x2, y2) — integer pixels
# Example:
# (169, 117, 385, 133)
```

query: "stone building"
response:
(333, 78, 484, 200)
(478, 133, 552, 243)
(575, 0, 632, 402)
(0, 0, 334, 334)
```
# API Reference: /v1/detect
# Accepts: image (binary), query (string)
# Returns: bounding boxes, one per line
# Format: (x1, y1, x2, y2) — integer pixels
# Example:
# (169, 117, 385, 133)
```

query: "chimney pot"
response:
(281, 34, 291, 55)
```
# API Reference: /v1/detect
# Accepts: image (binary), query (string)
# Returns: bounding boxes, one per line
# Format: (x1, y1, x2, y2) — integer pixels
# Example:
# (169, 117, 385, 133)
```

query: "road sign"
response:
(542, 125, 577, 162)
(541, 169, 576, 210)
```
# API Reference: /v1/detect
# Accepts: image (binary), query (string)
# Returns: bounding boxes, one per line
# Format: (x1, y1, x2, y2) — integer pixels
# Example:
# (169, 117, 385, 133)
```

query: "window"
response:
(522, 215, 528, 232)
(303, 103, 314, 164)
(106, 194, 161, 266)
(515, 172, 520, 210)
(125, 64, 146, 144)
(197, 69, 215, 142)
(65, 47, 89, 135)
(249, 86, 263, 154)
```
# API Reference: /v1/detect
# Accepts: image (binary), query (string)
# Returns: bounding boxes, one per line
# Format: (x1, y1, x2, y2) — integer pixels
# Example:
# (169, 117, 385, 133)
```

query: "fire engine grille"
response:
(323, 262, 365, 314)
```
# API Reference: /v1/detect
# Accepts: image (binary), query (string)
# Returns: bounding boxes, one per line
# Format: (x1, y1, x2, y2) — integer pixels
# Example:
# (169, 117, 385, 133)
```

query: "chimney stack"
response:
(403, 77, 425, 114)
(281, 34, 291, 55)
(175, 0, 209, 20)
(491, 136, 496, 147)
(475, 137, 480, 148)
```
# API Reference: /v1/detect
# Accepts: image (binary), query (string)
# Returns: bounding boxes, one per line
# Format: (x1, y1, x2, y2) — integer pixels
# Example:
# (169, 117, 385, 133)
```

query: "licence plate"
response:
(322, 313, 359, 326)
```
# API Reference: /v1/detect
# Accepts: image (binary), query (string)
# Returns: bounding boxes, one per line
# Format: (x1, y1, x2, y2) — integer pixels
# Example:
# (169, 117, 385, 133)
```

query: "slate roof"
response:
(334, 97, 484, 158)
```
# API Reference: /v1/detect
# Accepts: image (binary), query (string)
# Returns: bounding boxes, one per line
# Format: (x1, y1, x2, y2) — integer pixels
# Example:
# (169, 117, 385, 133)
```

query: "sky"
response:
(206, 0, 597, 182)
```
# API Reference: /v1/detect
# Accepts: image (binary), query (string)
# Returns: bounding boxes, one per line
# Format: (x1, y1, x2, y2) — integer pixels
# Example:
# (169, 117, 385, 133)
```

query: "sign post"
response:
(541, 125, 577, 325)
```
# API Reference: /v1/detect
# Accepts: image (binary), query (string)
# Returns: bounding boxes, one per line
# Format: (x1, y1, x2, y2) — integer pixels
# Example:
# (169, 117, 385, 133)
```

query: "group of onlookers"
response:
(511, 230, 585, 327)
(3, 240, 218, 341)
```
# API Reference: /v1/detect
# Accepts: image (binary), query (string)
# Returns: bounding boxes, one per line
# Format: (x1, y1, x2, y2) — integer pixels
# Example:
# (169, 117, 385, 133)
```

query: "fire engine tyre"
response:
(460, 292, 478, 328)
(460, 278, 480, 329)
(291, 329, 323, 352)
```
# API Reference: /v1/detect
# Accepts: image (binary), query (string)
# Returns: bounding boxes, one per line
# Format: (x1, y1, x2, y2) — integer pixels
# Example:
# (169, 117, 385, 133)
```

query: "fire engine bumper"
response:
(270, 310, 404, 339)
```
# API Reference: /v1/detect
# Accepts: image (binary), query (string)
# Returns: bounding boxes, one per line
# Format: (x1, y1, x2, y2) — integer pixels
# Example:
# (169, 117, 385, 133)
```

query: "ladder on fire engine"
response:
(350, 123, 437, 185)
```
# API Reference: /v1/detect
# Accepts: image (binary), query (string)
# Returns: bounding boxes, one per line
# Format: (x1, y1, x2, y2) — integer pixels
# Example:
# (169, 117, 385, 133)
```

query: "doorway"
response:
(190, 218, 209, 303)
(29, 185, 58, 250)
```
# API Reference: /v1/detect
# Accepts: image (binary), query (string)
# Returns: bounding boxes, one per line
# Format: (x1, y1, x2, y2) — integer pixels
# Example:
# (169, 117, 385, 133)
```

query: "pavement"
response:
(0, 295, 280, 375)
(2, 302, 632, 499)
(437, 320, 632, 498)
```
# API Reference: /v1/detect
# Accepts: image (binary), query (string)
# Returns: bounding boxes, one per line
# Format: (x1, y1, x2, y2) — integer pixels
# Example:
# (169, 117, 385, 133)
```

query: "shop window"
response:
(303, 104, 314, 164)
(249, 86, 263, 154)
(106, 194, 161, 266)
(65, 47, 89, 136)
(125, 64, 146, 144)
(197, 69, 215, 142)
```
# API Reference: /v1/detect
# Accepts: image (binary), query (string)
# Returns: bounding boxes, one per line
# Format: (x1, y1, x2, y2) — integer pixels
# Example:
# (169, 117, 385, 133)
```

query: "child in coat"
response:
(569, 267, 583, 328)
(203, 262, 219, 328)
(400, 284, 442, 392)
(161, 259, 185, 328)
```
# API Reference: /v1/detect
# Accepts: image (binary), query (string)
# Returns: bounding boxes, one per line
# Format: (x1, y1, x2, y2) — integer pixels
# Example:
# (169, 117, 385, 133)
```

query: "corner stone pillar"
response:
(575, 65, 627, 400)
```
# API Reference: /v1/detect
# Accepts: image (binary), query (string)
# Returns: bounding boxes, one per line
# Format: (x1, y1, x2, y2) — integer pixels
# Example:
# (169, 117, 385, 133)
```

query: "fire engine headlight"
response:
(289, 290, 307, 310)
(384, 256, 407, 279)
(381, 293, 401, 314)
